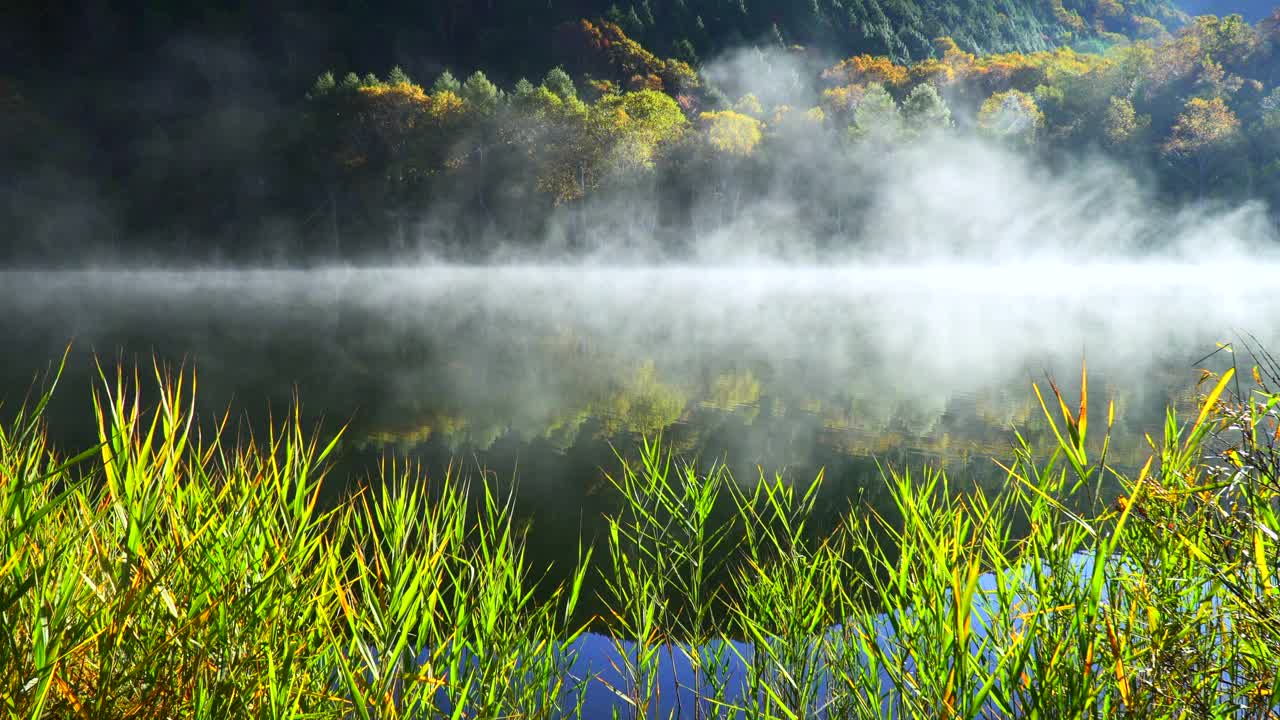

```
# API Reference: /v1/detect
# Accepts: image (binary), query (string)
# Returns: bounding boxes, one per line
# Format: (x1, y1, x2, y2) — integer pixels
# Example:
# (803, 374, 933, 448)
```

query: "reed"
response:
(1, 353, 1277, 718)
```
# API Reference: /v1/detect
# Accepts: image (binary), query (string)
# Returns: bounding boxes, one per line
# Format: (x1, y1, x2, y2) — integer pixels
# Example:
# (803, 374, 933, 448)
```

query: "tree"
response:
(851, 83, 901, 142)
(594, 89, 688, 175)
(432, 70, 461, 95)
(901, 83, 952, 135)
(309, 71, 336, 98)
(532, 89, 684, 204)
(543, 67, 577, 101)
(977, 89, 1045, 146)
(1102, 96, 1147, 147)
(387, 65, 412, 86)
(700, 110, 763, 156)
(1162, 96, 1241, 198)
(512, 78, 535, 99)
(822, 54, 909, 88)
(461, 71, 500, 116)
(733, 93, 764, 117)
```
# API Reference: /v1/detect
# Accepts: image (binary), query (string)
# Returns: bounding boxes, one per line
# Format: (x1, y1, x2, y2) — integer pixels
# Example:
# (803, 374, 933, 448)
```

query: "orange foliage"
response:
(559, 18, 674, 91)
(909, 58, 956, 87)
(821, 84, 868, 119)
(627, 73, 664, 91)
(1163, 96, 1240, 157)
(358, 81, 428, 105)
(822, 54, 909, 88)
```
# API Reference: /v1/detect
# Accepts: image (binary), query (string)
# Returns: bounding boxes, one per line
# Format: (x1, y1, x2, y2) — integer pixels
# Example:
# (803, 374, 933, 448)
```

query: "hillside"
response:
(1176, 0, 1274, 21)
(8, 0, 1273, 263)
(7, 0, 1188, 93)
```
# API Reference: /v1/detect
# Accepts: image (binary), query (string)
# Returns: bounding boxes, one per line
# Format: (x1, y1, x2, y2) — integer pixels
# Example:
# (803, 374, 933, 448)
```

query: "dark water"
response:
(2, 264, 1274, 712)
(2, 265, 1271, 484)
(0, 264, 1273, 568)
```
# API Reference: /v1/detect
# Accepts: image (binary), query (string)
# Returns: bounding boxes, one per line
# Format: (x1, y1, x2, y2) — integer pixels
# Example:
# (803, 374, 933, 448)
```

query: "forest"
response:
(4, 2, 1280, 260)
(296, 11, 1280, 258)
(7, 4, 1280, 718)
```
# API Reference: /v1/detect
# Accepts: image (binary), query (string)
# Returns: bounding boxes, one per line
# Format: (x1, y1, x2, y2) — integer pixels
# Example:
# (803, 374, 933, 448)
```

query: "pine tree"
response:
(387, 65, 412, 86)
(432, 70, 461, 95)
(543, 67, 577, 101)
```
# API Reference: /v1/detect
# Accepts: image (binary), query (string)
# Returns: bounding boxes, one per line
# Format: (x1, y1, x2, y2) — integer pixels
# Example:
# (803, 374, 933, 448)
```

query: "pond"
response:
(1, 264, 1275, 713)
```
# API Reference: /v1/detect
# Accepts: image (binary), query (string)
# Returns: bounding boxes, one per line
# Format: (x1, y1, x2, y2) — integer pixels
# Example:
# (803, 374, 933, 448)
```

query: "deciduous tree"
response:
(978, 89, 1045, 146)
(1162, 95, 1241, 198)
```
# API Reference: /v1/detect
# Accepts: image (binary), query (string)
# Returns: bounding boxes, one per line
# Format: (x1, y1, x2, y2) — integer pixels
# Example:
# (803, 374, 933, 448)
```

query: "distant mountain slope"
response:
(601, 0, 1189, 63)
(1174, 0, 1275, 21)
(7, 0, 1188, 90)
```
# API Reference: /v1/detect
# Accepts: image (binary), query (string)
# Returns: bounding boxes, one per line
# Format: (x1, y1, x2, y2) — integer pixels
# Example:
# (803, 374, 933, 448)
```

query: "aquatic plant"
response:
(1, 354, 1277, 718)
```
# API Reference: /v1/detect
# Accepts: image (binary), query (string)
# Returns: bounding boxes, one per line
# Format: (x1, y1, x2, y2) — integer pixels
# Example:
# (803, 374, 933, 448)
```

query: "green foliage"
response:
(851, 82, 901, 141)
(512, 77, 536, 99)
(978, 88, 1046, 145)
(430, 70, 461, 95)
(901, 82, 953, 134)
(4, 354, 1280, 717)
(461, 71, 500, 115)
(310, 70, 336, 98)
(542, 66, 576, 101)
(288, 11, 1280, 251)
(0, 365, 592, 719)
(1103, 95, 1147, 146)
(386, 65, 412, 85)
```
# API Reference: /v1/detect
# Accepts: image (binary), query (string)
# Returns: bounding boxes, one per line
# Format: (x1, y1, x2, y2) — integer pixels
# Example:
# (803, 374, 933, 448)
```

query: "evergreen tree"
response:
(433, 70, 462, 95)
(462, 71, 500, 115)
(543, 66, 577, 101)
(387, 65, 412, 86)
(901, 83, 952, 134)
(309, 71, 336, 98)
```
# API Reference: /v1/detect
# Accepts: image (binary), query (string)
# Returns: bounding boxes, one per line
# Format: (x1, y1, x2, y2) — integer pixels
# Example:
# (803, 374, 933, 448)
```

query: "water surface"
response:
(1, 264, 1273, 581)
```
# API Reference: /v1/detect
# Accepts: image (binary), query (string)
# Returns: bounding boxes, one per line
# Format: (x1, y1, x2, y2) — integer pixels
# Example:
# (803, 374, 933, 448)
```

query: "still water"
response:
(2, 263, 1272, 499)
(3, 263, 1270, 563)
(2, 264, 1274, 712)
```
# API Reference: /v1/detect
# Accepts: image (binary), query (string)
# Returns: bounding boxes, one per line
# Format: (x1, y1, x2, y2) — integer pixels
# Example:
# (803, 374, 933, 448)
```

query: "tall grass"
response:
(1, 355, 1277, 718)
(1, 362, 590, 719)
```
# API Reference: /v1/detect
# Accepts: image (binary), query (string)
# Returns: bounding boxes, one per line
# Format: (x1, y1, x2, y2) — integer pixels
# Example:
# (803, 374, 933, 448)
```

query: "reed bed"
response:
(1, 356, 1278, 719)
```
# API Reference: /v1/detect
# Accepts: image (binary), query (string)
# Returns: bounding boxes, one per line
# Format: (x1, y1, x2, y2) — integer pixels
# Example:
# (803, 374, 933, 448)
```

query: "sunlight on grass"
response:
(2, 351, 1278, 718)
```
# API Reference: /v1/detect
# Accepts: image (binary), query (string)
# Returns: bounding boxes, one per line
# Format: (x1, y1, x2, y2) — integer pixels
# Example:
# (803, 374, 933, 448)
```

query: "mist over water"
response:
(4, 96, 1280, 591)
(3, 260, 1276, 459)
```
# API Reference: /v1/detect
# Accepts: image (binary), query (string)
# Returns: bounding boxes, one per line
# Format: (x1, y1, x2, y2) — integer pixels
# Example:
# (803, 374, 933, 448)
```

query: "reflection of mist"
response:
(1, 264, 1274, 470)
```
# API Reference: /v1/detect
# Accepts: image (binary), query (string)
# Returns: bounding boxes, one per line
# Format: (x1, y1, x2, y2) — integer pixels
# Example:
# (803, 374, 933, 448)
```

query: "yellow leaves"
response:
(977, 89, 1045, 144)
(357, 80, 428, 104)
(659, 58, 700, 94)
(1050, 0, 1087, 31)
(627, 73, 664, 92)
(1103, 96, 1147, 146)
(1162, 96, 1240, 157)
(426, 90, 465, 121)
(821, 54, 909, 88)
(1254, 529, 1274, 596)
(595, 89, 687, 162)
(821, 84, 867, 117)
(733, 93, 764, 118)
(699, 110, 763, 157)
(909, 58, 955, 87)
(768, 103, 824, 131)
(535, 89, 685, 203)
(1103, 613, 1131, 706)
